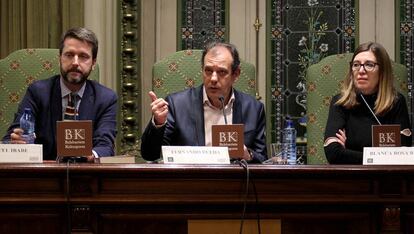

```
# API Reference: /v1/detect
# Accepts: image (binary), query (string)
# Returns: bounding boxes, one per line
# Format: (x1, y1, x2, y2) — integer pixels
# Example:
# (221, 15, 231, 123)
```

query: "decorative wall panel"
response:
(118, 0, 141, 156)
(398, 0, 414, 135)
(179, 0, 227, 49)
(268, 0, 357, 149)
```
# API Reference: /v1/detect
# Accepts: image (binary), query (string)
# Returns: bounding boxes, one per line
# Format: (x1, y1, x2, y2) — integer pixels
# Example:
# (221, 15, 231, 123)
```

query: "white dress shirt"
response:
(203, 86, 235, 146)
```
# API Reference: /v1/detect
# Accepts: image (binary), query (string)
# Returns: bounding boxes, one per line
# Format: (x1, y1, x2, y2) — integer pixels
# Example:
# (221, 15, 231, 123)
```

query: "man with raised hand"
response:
(141, 42, 266, 163)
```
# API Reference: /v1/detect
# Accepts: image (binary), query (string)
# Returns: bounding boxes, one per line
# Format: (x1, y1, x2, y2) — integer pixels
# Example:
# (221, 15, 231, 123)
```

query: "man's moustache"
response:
(68, 69, 82, 73)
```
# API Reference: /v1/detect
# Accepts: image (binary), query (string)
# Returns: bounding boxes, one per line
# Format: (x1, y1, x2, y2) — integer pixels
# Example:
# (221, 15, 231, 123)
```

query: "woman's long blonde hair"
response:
(336, 42, 397, 116)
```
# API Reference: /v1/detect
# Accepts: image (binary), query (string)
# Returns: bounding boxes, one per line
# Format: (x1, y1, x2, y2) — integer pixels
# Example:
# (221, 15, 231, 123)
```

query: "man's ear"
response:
(92, 59, 97, 70)
(233, 66, 241, 82)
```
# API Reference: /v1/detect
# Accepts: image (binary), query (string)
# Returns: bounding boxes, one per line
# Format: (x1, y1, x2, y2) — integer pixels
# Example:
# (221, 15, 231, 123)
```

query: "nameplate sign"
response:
(212, 124, 244, 157)
(0, 144, 42, 163)
(162, 146, 230, 164)
(56, 120, 92, 157)
(363, 147, 414, 165)
(372, 124, 401, 147)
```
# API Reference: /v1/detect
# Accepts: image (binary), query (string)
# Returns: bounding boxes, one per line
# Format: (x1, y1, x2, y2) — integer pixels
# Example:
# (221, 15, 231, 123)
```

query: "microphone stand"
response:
(360, 93, 408, 136)
(360, 93, 382, 125)
(218, 96, 228, 124)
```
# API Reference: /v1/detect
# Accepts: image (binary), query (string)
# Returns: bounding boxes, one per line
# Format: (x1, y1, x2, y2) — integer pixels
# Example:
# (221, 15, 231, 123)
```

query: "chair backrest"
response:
(306, 53, 408, 164)
(152, 49, 256, 98)
(0, 48, 99, 136)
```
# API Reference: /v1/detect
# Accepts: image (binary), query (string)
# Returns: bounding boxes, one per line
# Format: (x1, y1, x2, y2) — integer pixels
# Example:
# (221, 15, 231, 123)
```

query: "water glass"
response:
(296, 145, 307, 165)
(269, 143, 287, 164)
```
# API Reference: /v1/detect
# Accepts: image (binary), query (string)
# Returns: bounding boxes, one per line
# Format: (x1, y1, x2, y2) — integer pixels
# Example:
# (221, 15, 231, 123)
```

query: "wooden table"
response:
(0, 163, 413, 233)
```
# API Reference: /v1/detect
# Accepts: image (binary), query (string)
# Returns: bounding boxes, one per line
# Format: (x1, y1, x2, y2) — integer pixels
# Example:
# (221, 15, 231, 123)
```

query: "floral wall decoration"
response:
(268, 0, 357, 151)
(296, 0, 330, 124)
(298, 0, 329, 83)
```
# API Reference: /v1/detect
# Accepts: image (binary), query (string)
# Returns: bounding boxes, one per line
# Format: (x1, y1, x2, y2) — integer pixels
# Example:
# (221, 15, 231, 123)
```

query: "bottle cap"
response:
(24, 107, 31, 113)
(286, 119, 294, 128)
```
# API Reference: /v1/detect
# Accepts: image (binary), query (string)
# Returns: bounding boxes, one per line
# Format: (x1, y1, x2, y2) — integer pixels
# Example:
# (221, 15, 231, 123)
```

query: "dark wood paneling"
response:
(0, 164, 414, 233)
(0, 207, 65, 233)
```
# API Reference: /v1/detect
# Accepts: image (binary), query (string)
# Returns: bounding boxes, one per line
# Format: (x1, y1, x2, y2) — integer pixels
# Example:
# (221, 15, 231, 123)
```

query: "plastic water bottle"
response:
(19, 108, 35, 144)
(282, 119, 296, 165)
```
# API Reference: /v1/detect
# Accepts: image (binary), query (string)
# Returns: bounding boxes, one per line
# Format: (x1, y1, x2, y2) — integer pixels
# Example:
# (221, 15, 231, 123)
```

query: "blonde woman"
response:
(324, 42, 412, 164)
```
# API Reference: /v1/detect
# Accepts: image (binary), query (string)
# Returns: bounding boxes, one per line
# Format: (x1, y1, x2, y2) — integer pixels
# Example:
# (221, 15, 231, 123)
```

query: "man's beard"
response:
(61, 67, 91, 84)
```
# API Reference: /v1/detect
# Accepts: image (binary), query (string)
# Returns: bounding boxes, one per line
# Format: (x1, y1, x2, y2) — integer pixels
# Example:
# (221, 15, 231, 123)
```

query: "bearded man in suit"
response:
(3, 27, 117, 161)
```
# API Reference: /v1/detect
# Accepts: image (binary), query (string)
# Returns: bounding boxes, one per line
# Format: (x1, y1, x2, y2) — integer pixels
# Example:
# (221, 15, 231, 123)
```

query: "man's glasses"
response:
(350, 61, 378, 72)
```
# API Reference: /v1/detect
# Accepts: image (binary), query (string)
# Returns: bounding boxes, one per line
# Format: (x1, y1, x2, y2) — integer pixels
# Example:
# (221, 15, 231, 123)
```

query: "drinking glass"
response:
(270, 143, 287, 164)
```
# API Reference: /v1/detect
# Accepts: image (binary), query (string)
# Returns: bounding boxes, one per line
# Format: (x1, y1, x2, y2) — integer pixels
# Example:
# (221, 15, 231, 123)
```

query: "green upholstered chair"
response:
(306, 53, 408, 164)
(152, 49, 256, 98)
(0, 48, 99, 137)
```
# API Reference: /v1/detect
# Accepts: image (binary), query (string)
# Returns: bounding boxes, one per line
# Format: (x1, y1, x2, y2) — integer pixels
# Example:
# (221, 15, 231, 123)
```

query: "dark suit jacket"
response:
(3, 75, 117, 160)
(141, 85, 267, 163)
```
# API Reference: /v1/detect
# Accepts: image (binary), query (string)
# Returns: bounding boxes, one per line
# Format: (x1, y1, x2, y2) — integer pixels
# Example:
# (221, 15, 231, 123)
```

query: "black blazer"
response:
(141, 85, 267, 163)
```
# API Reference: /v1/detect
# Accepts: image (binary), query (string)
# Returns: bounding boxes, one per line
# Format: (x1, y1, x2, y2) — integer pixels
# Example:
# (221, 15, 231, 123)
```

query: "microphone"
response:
(218, 95, 228, 124)
(359, 93, 382, 125)
(218, 95, 243, 164)
(360, 93, 408, 136)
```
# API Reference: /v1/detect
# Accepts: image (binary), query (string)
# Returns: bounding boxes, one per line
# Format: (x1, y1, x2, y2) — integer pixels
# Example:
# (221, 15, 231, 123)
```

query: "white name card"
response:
(162, 146, 230, 164)
(0, 144, 43, 163)
(363, 147, 414, 165)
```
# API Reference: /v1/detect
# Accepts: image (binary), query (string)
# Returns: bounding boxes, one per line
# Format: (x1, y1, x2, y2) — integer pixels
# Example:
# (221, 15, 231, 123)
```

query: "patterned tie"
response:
(64, 93, 78, 120)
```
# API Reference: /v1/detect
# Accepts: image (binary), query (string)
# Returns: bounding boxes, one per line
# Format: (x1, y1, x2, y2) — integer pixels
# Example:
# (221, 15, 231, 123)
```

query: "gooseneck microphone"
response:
(359, 93, 382, 125)
(218, 95, 228, 124)
(360, 93, 408, 136)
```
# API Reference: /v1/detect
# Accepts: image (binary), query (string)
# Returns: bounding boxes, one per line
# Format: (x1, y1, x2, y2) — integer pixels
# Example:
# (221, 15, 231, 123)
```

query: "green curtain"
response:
(0, 0, 84, 59)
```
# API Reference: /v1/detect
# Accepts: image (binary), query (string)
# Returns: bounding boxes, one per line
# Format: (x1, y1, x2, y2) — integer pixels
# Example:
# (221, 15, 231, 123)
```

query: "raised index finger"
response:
(148, 91, 158, 102)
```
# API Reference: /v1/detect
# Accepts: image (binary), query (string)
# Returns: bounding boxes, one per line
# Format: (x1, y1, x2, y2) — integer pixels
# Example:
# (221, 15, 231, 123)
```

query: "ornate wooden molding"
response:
(118, 0, 141, 156)
(382, 206, 401, 232)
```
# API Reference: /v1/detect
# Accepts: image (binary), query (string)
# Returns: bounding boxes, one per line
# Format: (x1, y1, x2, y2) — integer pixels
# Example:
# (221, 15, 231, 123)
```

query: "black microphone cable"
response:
(237, 159, 249, 234)
(65, 160, 72, 234)
(237, 159, 262, 234)
(64, 157, 78, 233)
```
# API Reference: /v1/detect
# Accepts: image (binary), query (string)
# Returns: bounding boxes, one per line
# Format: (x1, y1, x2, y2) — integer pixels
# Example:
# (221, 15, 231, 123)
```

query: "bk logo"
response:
(65, 129, 86, 140)
(379, 132, 396, 144)
(219, 132, 238, 143)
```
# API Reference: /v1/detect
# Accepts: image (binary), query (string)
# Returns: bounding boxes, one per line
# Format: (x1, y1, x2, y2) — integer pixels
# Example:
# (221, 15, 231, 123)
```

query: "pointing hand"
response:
(148, 91, 169, 125)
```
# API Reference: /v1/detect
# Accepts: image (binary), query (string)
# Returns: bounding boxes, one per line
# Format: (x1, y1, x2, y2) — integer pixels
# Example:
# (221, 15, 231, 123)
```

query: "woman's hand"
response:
(324, 129, 347, 148)
(335, 129, 347, 148)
